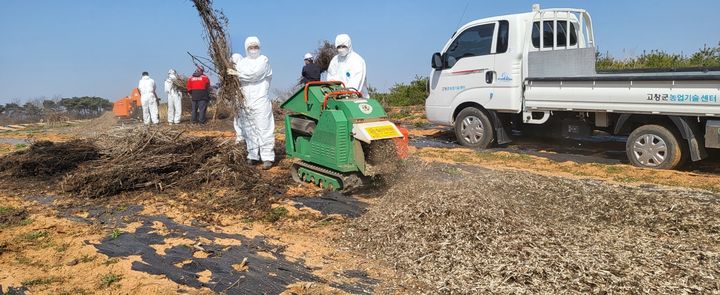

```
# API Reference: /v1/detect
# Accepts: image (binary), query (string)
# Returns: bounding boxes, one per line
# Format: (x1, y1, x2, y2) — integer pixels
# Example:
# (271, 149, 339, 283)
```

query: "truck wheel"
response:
(454, 107, 494, 148)
(626, 125, 685, 169)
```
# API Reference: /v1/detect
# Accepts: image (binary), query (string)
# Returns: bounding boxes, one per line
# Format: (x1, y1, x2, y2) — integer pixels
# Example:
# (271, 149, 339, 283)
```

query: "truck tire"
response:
(626, 125, 685, 169)
(454, 107, 494, 148)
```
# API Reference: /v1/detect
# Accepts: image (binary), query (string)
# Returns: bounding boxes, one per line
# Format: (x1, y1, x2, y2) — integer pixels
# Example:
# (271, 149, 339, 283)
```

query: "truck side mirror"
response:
(431, 52, 444, 70)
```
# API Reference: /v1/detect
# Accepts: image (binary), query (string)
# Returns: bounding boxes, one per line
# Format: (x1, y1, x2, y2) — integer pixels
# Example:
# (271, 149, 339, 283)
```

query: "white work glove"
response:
(227, 68, 239, 76)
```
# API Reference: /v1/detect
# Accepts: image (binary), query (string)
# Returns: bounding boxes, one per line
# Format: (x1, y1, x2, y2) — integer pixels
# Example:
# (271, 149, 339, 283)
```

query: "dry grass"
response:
(157, 103, 168, 122)
(43, 111, 71, 127)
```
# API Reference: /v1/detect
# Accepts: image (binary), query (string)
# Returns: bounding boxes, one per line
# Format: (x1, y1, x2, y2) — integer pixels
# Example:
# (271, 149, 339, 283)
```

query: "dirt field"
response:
(1, 110, 719, 294)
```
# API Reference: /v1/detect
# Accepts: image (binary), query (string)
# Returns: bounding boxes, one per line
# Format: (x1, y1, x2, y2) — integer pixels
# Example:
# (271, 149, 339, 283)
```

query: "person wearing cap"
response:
(138, 71, 159, 125)
(300, 53, 322, 84)
(186, 67, 211, 124)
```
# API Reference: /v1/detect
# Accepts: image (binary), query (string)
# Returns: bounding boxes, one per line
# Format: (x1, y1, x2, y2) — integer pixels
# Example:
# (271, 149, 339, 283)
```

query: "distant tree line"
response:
(597, 42, 720, 71)
(0, 96, 112, 125)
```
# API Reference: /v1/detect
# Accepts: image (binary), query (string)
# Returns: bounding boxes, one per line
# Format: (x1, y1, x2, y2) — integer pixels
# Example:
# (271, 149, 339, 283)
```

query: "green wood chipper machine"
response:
(281, 81, 409, 191)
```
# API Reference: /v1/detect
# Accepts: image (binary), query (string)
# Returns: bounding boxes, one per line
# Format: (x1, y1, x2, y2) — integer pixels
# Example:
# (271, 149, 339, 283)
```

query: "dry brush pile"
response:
(0, 140, 99, 177)
(62, 129, 218, 198)
(0, 127, 290, 215)
(345, 163, 720, 294)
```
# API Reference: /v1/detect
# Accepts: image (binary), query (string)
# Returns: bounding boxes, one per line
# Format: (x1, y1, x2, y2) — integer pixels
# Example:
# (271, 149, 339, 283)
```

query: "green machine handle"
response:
(304, 81, 345, 104)
(282, 80, 350, 120)
(322, 89, 363, 110)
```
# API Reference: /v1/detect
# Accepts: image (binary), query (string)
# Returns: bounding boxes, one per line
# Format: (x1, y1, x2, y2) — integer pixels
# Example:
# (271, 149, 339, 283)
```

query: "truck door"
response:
(427, 22, 497, 123)
(489, 20, 523, 112)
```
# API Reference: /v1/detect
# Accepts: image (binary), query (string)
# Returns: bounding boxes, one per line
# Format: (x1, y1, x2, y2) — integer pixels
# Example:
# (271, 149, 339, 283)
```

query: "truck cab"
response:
(427, 5, 592, 121)
(425, 4, 720, 169)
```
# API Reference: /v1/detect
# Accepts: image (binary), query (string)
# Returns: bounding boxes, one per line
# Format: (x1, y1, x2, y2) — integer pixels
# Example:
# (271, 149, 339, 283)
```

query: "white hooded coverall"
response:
(234, 37, 274, 162)
(327, 34, 368, 97)
(164, 70, 182, 124)
(231, 53, 245, 142)
(138, 75, 159, 124)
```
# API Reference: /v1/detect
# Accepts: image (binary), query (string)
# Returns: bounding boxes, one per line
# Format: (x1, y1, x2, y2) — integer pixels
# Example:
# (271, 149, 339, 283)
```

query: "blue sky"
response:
(1, 0, 718, 104)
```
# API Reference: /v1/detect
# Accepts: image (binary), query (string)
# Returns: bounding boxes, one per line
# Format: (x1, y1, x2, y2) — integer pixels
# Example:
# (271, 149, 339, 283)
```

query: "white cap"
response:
(304, 53, 313, 60)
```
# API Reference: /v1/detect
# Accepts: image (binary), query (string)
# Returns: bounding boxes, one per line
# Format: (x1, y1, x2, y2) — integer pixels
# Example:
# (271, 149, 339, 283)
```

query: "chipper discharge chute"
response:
(281, 81, 409, 191)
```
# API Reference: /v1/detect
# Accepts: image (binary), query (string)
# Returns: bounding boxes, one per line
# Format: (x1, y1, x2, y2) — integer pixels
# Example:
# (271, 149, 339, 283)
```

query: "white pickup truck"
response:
(425, 4, 720, 169)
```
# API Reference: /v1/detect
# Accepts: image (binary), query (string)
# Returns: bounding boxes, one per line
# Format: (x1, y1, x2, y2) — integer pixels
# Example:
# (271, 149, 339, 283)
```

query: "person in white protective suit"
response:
(138, 71, 159, 125)
(326, 34, 368, 96)
(227, 37, 275, 170)
(164, 69, 182, 124)
(231, 53, 245, 143)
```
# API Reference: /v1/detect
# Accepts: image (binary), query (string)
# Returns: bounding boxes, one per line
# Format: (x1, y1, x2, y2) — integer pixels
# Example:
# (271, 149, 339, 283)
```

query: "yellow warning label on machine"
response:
(365, 125, 402, 139)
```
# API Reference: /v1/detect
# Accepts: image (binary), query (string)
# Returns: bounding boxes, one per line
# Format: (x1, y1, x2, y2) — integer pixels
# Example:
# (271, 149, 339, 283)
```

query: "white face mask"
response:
(248, 49, 260, 58)
(337, 48, 350, 57)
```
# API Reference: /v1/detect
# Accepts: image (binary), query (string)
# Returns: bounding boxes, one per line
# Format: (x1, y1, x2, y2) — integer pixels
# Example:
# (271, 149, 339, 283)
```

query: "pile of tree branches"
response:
(313, 40, 337, 72)
(0, 140, 99, 177)
(191, 0, 244, 111)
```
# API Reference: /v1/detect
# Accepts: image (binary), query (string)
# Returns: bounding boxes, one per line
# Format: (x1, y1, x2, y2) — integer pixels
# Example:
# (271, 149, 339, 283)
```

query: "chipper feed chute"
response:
(281, 81, 409, 191)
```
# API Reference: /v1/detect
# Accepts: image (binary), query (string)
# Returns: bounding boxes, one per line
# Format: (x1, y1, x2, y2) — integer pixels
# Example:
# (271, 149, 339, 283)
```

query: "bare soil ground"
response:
(1, 109, 719, 294)
(0, 115, 388, 294)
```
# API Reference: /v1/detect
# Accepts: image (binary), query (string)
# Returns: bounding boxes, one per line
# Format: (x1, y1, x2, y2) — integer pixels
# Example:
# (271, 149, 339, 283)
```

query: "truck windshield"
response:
(445, 23, 495, 68)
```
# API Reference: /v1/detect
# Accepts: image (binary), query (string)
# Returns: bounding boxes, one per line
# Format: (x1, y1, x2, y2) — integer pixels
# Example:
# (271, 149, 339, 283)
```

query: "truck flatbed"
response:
(526, 71, 720, 82)
(524, 71, 720, 117)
